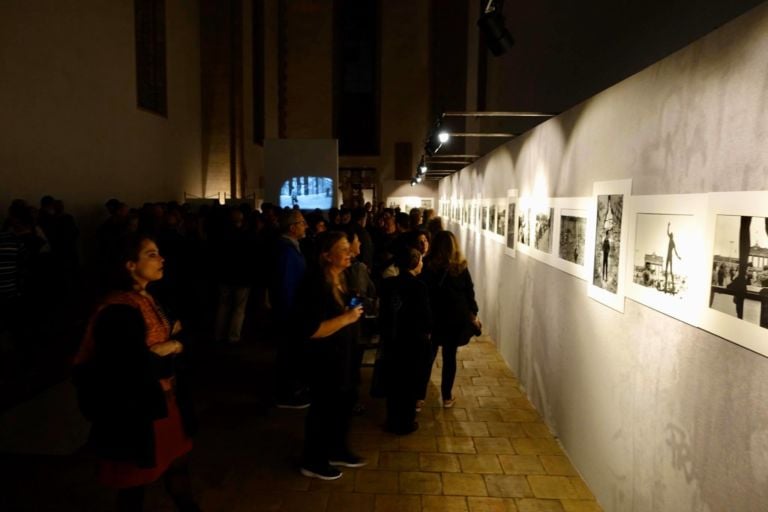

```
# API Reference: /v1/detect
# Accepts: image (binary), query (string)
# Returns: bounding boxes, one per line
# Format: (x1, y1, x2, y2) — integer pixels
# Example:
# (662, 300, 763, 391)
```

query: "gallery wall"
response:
(440, 4, 768, 511)
(0, 0, 202, 224)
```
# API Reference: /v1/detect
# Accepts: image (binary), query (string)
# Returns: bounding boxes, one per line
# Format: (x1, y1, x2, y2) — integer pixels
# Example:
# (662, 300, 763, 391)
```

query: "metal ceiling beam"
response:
(443, 111, 556, 117)
(449, 132, 517, 138)
(426, 154, 480, 158)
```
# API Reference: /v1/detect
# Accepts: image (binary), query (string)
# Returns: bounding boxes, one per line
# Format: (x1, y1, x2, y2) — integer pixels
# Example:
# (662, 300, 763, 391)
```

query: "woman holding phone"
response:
(293, 231, 366, 480)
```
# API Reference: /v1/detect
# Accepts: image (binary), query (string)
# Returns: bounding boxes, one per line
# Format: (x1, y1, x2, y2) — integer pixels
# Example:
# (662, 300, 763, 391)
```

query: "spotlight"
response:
(478, 0, 514, 57)
(424, 116, 448, 156)
(416, 175, 423, 184)
(410, 179, 417, 187)
(418, 156, 428, 175)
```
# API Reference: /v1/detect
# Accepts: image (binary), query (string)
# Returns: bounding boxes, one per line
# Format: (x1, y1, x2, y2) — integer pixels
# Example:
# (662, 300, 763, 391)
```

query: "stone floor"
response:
(0, 337, 603, 512)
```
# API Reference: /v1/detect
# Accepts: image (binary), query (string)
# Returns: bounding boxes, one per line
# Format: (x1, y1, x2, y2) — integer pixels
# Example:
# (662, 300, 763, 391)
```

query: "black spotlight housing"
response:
(424, 133, 443, 156)
(424, 116, 446, 156)
(478, 1, 514, 56)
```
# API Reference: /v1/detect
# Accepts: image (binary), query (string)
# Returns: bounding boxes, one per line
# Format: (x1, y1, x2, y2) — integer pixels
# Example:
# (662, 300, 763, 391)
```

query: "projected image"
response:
(279, 177, 333, 209)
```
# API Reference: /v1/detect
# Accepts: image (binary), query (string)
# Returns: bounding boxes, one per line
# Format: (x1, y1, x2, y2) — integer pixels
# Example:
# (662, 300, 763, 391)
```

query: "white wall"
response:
(0, 0, 202, 224)
(440, 4, 768, 511)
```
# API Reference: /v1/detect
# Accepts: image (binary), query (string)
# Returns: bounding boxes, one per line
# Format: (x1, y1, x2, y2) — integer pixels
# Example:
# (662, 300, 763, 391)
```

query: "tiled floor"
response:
(0, 338, 603, 512)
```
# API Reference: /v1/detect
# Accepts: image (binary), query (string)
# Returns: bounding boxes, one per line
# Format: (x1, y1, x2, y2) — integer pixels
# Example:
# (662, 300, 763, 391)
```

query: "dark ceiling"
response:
(429, 0, 766, 168)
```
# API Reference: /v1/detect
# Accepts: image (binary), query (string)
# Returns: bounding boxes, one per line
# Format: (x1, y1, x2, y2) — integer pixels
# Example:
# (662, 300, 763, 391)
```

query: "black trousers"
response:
(302, 383, 355, 465)
(420, 342, 458, 401)
(386, 365, 418, 433)
(275, 333, 307, 399)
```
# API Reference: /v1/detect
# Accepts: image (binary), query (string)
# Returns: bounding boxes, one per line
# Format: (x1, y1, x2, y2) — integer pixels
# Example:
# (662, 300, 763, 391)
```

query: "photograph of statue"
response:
(592, 194, 624, 293)
(632, 214, 695, 301)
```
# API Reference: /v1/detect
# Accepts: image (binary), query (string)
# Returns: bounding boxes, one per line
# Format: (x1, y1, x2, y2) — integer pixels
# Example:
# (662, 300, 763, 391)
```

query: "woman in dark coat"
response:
(379, 247, 431, 434)
(294, 231, 365, 481)
(419, 230, 480, 409)
(73, 234, 199, 512)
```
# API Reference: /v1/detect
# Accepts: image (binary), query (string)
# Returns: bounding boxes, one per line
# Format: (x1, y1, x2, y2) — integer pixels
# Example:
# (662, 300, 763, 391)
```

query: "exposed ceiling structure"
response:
(421, 0, 765, 181)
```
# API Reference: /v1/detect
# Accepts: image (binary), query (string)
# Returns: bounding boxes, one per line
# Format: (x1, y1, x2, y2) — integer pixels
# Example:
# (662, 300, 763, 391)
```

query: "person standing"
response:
(602, 231, 611, 281)
(664, 222, 682, 293)
(294, 231, 365, 480)
(271, 209, 310, 408)
(380, 247, 431, 434)
(419, 231, 480, 409)
(73, 234, 199, 512)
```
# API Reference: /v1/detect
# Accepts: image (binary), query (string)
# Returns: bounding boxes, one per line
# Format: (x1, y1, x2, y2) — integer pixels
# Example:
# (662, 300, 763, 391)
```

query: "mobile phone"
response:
(348, 296, 363, 308)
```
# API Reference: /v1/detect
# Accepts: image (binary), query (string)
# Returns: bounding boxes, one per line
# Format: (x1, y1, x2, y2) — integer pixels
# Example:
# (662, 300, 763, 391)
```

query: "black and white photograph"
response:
(517, 208, 530, 246)
(489, 204, 497, 233)
(481, 206, 488, 231)
(709, 214, 768, 327)
(506, 203, 516, 250)
(533, 207, 554, 253)
(496, 205, 506, 237)
(632, 214, 696, 300)
(698, 192, 768, 357)
(505, 190, 518, 257)
(592, 194, 623, 293)
(587, 180, 631, 313)
(550, 199, 591, 280)
(624, 194, 708, 325)
(559, 213, 586, 265)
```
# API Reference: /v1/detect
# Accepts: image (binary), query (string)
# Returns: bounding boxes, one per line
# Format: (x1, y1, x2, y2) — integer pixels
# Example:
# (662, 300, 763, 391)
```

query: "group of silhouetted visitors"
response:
(1, 195, 483, 508)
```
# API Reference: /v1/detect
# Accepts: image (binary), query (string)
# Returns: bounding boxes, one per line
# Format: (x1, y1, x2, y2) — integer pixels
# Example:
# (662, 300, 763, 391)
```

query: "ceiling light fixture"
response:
(424, 117, 448, 156)
(417, 155, 428, 175)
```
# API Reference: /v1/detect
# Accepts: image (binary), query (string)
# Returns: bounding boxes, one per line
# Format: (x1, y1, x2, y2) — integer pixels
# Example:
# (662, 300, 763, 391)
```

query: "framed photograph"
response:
(495, 199, 506, 238)
(699, 192, 768, 357)
(624, 194, 708, 326)
(516, 198, 532, 255)
(549, 197, 591, 280)
(517, 198, 531, 247)
(532, 204, 555, 254)
(586, 179, 632, 313)
(505, 189, 518, 257)
(489, 204, 497, 234)
(481, 203, 489, 231)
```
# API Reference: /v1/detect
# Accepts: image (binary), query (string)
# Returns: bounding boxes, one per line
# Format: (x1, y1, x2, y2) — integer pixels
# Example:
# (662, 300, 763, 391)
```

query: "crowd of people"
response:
(1, 195, 481, 509)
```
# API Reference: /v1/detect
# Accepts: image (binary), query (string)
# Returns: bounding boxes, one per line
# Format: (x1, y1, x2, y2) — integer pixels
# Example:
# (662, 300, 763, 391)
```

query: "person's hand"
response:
(344, 305, 364, 325)
(149, 340, 184, 357)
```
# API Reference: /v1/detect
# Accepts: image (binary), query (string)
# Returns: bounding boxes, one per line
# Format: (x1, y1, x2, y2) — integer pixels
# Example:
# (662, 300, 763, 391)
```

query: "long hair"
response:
(316, 230, 348, 306)
(426, 230, 467, 276)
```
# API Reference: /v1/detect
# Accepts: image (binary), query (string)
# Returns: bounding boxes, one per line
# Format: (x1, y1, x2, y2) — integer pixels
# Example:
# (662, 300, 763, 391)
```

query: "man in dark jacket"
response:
(271, 209, 310, 408)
